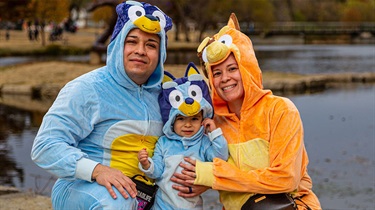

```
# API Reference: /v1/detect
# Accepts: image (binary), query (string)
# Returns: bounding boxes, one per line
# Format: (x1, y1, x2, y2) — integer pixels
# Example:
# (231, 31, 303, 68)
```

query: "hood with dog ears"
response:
(159, 62, 213, 139)
(197, 13, 270, 114)
(106, 1, 173, 89)
(110, 1, 172, 42)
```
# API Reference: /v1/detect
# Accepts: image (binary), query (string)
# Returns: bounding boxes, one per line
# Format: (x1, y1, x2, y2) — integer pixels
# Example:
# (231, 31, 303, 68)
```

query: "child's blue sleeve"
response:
(204, 128, 229, 161)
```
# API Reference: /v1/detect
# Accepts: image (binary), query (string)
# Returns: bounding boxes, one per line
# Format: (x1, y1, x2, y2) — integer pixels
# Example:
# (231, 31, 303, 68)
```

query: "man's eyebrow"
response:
(126, 35, 159, 44)
(148, 38, 160, 44)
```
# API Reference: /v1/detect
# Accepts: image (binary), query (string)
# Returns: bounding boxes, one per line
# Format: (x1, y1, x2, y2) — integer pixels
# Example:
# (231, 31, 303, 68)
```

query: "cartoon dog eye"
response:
(201, 34, 233, 63)
(169, 90, 184, 108)
(217, 34, 233, 46)
(188, 85, 203, 102)
(128, 5, 145, 22)
(152, 10, 166, 29)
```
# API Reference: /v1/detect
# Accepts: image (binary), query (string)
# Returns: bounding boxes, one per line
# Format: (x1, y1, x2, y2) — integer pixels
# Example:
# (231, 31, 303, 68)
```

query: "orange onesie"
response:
(194, 14, 322, 210)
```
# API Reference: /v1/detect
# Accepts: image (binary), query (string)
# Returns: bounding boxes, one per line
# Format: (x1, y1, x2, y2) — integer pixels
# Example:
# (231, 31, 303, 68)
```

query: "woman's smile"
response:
(222, 84, 237, 92)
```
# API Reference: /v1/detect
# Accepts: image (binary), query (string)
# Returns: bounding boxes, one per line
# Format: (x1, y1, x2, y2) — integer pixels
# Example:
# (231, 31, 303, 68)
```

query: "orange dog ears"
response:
(228, 13, 240, 31)
(197, 36, 215, 78)
(197, 13, 240, 79)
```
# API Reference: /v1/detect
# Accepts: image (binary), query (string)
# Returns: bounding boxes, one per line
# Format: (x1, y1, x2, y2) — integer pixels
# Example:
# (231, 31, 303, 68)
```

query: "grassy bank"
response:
(0, 28, 200, 57)
(0, 28, 99, 56)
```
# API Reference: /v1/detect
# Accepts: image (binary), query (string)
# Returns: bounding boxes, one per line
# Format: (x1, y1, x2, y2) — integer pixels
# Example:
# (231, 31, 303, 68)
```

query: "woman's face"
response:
(211, 54, 244, 104)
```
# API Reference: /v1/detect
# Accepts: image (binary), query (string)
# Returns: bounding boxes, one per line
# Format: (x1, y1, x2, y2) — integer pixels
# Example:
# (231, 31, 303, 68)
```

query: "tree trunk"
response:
(86, 0, 118, 52)
(41, 26, 46, 46)
(286, 0, 295, 21)
(175, 21, 180, 41)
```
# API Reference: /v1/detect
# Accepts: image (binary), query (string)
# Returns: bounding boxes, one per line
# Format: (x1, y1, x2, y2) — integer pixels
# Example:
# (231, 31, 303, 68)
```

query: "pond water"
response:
(255, 44, 375, 74)
(0, 84, 374, 209)
(1, 44, 374, 75)
(289, 84, 374, 210)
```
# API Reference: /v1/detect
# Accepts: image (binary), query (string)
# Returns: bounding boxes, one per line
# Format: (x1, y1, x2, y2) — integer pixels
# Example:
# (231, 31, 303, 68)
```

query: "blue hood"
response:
(106, 1, 172, 89)
(159, 63, 213, 140)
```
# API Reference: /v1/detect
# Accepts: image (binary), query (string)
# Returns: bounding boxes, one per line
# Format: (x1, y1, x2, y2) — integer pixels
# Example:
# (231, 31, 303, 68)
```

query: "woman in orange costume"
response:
(171, 14, 321, 210)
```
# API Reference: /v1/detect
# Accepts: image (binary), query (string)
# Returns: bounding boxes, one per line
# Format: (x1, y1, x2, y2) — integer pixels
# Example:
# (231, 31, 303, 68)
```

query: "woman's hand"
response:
(92, 164, 137, 199)
(170, 157, 210, 198)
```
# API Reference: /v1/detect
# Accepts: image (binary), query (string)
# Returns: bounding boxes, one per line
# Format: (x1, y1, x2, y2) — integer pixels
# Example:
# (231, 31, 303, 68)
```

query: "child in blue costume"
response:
(137, 63, 229, 210)
(30, 1, 172, 209)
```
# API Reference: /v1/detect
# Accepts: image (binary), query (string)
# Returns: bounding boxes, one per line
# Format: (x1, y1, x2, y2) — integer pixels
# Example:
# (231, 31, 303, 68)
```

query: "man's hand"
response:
(92, 164, 137, 199)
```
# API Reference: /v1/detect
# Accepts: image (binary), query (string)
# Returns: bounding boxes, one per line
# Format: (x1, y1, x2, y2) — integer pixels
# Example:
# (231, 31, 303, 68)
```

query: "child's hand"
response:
(138, 148, 150, 169)
(202, 118, 217, 133)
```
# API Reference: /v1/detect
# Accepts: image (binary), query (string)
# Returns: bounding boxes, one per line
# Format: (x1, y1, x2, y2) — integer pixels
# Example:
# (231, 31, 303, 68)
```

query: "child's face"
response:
(173, 112, 203, 137)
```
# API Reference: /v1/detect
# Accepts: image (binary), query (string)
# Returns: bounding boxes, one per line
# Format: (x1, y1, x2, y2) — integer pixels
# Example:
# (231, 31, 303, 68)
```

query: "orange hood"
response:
(198, 13, 270, 116)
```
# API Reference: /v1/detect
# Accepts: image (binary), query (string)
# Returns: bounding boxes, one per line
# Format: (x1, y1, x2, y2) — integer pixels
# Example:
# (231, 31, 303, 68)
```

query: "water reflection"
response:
(0, 103, 55, 195)
(256, 45, 375, 74)
(0, 106, 26, 188)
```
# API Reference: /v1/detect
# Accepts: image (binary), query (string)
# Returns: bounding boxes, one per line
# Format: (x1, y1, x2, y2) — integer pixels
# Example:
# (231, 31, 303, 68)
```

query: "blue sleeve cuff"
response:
(75, 158, 99, 182)
(138, 157, 154, 174)
(208, 128, 223, 141)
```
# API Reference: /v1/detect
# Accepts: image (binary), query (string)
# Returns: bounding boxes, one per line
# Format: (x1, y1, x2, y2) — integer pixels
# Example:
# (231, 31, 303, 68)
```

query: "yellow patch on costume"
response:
(220, 138, 269, 209)
(227, 138, 269, 170)
(110, 134, 158, 184)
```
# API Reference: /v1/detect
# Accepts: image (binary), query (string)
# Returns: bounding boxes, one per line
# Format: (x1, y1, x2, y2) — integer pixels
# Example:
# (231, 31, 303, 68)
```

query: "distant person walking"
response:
(5, 26, 10, 41)
(34, 20, 40, 41)
(27, 21, 33, 41)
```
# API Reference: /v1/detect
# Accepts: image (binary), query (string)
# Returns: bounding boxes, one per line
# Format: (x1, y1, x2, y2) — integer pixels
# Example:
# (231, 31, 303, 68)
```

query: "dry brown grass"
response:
(0, 61, 100, 86)
(0, 27, 202, 53)
(0, 61, 189, 87)
(0, 60, 296, 89)
(0, 28, 101, 51)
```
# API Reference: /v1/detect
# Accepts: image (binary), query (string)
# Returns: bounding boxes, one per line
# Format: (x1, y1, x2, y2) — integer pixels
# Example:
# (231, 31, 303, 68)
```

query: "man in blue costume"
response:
(31, 1, 172, 209)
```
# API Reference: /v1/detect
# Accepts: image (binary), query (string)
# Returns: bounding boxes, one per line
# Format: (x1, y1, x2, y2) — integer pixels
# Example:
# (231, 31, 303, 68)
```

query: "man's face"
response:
(123, 28, 160, 85)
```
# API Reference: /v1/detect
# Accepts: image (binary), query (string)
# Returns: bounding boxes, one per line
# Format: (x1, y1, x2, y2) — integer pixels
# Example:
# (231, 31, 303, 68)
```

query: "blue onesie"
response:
(139, 63, 229, 210)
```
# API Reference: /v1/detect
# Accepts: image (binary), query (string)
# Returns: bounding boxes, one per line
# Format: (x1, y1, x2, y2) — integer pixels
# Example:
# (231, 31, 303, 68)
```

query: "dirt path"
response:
(0, 186, 52, 210)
